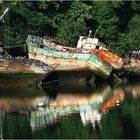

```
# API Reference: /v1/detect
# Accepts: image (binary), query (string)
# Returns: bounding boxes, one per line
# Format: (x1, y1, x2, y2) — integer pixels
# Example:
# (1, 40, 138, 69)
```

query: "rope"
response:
(2, 44, 26, 49)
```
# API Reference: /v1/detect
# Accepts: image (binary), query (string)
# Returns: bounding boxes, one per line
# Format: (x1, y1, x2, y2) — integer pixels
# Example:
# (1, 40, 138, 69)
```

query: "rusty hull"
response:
(27, 36, 113, 78)
(29, 53, 87, 71)
(123, 59, 140, 75)
(44, 38, 123, 70)
(0, 50, 53, 86)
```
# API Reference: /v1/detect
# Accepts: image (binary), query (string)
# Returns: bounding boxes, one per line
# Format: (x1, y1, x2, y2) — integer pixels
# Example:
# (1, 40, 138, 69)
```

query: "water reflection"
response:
(125, 82, 140, 98)
(0, 86, 51, 111)
(30, 84, 112, 130)
(101, 87, 125, 111)
(0, 80, 140, 139)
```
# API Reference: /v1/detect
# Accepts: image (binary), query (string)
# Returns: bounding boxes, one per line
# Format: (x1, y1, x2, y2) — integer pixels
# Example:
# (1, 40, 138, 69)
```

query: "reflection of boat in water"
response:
(80, 109, 101, 128)
(0, 86, 54, 139)
(48, 85, 112, 108)
(30, 85, 113, 130)
(101, 87, 125, 111)
(0, 87, 52, 111)
(124, 82, 140, 97)
(1, 81, 140, 136)
(26, 35, 112, 78)
(0, 47, 53, 86)
(100, 81, 140, 111)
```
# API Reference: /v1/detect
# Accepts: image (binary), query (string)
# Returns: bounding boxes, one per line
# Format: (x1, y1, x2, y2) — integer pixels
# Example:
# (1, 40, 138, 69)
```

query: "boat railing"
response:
(27, 35, 43, 45)
(44, 39, 92, 54)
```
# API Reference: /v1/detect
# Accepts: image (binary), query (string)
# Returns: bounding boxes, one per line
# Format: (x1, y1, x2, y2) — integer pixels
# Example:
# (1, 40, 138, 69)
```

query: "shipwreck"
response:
(43, 30, 124, 70)
(0, 47, 53, 87)
(123, 51, 140, 76)
(26, 35, 113, 79)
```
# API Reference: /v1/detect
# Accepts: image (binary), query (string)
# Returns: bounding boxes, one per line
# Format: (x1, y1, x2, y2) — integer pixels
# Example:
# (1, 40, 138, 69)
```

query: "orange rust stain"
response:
(90, 49, 124, 69)
(98, 50, 123, 68)
(0, 60, 33, 72)
(8, 62, 32, 72)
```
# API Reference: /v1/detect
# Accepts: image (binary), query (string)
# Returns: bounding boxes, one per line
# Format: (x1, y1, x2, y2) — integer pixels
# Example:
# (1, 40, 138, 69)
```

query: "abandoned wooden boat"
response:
(26, 35, 112, 78)
(45, 38, 123, 70)
(123, 58, 140, 75)
(43, 31, 124, 70)
(0, 47, 53, 86)
(123, 51, 140, 75)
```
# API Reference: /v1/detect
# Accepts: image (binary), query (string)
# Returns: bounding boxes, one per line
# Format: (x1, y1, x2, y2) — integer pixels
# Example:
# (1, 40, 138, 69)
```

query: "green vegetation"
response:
(0, 1, 140, 55)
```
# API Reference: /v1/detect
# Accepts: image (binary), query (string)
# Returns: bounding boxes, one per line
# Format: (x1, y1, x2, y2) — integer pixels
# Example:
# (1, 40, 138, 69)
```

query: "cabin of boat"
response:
(76, 35, 124, 69)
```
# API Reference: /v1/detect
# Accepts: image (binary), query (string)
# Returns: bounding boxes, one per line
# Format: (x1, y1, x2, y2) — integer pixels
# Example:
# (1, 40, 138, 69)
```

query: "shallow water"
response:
(0, 78, 140, 139)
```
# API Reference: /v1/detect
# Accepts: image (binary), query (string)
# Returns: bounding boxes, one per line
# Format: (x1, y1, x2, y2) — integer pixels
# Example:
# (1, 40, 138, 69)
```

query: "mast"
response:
(0, 7, 9, 23)
(0, 7, 10, 47)
(93, 29, 98, 38)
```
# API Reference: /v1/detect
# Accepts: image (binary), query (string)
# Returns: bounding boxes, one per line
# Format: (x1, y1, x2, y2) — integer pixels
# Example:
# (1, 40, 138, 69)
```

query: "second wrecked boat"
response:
(123, 51, 140, 75)
(0, 47, 53, 86)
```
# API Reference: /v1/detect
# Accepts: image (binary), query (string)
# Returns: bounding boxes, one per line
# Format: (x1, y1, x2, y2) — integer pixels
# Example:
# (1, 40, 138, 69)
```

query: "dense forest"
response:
(0, 1, 140, 56)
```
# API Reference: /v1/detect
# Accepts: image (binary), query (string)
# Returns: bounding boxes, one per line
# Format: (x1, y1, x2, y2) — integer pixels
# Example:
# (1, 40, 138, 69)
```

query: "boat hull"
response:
(87, 55, 112, 78)
(28, 52, 112, 78)
(27, 38, 112, 78)
(123, 59, 140, 75)
(28, 53, 87, 71)
(0, 50, 53, 86)
(42, 36, 123, 70)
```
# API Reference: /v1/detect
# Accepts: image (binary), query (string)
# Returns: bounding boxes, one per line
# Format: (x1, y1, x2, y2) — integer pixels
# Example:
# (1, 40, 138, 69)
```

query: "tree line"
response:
(0, 1, 140, 56)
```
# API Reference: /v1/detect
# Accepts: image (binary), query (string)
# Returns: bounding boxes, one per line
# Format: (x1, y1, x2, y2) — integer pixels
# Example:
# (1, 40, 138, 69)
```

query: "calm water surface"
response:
(0, 78, 140, 139)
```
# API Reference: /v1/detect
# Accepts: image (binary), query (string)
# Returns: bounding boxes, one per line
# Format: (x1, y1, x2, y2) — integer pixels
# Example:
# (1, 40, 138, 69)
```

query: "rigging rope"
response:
(2, 44, 26, 49)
